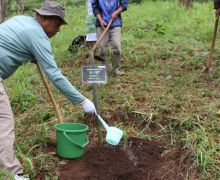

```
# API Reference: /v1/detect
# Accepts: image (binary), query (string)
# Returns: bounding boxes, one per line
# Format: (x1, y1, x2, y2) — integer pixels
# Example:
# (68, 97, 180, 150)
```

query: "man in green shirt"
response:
(0, 1, 96, 179)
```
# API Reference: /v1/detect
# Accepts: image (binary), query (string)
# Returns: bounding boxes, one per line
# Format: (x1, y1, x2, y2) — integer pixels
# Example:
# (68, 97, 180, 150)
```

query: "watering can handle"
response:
(97, 115, 109, 130)
(63, 131, 89, 148)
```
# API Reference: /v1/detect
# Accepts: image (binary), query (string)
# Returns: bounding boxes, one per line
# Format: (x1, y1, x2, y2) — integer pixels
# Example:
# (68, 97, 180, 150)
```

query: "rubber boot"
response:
(112, 53, 124, 75)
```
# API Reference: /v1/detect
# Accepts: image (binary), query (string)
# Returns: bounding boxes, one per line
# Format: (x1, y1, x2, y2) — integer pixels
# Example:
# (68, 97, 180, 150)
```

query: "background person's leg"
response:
(96, 27, 109, 61)
(110, 27, 122, 75)
(0, 82, 23, 175)
(96, 27, 110, 71)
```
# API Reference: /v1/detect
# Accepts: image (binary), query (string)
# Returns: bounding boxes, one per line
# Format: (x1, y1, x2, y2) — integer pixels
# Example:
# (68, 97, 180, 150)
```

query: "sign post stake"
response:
(85, 0, 104, 145)
(82, 65, 107, 145)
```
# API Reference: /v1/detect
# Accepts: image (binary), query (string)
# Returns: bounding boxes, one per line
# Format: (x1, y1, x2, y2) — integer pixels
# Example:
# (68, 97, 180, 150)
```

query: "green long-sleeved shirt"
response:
(0, 16, 85, 104)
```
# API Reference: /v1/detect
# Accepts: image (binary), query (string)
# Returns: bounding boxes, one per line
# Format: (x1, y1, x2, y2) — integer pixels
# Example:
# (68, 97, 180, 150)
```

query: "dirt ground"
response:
(58, 137, 198, 180)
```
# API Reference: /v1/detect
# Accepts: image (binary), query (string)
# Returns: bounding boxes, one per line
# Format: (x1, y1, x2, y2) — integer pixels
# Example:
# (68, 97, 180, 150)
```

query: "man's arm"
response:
(91, 0, 100, 17)
(27, 30, 96, 113)
(112, 6, 123, 20)
(120, 0, 128, 12)
(91, 0, 107, 28)
(112, 0, 128, 20)
(25, 30, 85, 104)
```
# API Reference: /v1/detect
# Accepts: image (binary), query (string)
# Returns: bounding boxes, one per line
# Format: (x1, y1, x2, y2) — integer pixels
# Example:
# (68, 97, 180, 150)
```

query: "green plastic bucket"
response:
(55, 123, 89, 159)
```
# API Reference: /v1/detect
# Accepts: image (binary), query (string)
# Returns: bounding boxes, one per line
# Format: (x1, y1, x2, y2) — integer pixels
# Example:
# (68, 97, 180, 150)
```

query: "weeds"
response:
(3, 0, 220, 178)
(0, 170, 13, 180)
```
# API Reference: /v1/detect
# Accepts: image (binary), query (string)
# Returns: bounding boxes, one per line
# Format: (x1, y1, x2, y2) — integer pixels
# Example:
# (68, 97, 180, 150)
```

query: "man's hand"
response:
(80, 98, 97, 114)
(97, 14, 107, 29)
(99, 19, 107, 29)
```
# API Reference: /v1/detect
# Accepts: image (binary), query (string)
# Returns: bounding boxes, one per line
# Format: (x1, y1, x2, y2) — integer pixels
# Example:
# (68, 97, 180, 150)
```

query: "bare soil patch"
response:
(58, 137, 197, 180)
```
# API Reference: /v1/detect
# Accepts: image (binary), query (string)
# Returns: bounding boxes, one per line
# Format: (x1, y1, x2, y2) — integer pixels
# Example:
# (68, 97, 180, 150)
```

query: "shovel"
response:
(97, 115, 123, 145)
(36, 63, 63, 123)
(203, 14, 219, 73)
(89, 18, 114, 64)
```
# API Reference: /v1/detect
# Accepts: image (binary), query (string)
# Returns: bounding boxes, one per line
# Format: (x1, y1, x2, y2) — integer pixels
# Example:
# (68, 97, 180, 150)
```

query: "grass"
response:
(3, 0, 220, 179)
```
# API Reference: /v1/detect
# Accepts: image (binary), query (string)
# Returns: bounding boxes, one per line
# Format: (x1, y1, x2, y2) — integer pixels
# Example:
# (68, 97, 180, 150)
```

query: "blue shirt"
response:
(0, 16, 85, 104)
(92, 0, 128, 28)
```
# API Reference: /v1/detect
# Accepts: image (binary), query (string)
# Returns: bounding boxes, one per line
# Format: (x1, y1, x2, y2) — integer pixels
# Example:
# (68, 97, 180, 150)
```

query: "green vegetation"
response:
(3, 0, 220, 179)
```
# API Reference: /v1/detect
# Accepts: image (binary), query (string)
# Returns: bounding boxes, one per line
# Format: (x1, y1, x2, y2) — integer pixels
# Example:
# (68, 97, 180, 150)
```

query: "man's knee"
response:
(112, 43, 121, 54)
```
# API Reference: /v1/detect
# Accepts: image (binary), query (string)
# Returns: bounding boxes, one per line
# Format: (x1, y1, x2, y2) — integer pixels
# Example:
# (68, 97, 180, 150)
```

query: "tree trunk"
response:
(187, 0, 193, 8)
(179, 0, 193, 8)
(16, 0, 24, 14)
(0, 0, 6, 23)
(179, 0, 184, 7)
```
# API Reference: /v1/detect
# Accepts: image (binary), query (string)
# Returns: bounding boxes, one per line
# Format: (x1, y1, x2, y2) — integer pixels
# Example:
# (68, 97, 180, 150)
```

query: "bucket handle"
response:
(63, 131, 89, 148)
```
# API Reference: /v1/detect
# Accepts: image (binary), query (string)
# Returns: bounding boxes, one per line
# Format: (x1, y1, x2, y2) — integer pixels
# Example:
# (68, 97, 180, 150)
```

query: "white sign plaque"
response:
(82, 65, 107, 84)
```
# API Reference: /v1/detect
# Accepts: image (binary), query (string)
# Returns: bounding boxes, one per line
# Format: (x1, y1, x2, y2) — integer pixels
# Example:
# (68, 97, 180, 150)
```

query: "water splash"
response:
(127, 140, 138, 166)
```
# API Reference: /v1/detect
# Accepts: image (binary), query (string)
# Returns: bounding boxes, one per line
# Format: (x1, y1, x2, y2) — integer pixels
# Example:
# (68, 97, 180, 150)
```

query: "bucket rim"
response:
(54, 122, 89, 132)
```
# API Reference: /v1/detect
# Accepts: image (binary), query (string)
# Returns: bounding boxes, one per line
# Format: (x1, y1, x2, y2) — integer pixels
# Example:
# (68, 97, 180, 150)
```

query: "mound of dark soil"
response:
(58, 137, 196, 180)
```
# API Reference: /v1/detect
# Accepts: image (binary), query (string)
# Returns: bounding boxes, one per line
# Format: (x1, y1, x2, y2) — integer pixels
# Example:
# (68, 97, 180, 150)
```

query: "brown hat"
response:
(33, 1, 67, 24)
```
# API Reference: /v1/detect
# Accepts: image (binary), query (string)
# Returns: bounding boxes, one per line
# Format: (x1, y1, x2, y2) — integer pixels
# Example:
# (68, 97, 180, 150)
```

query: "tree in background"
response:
(0, 0, 6, 23)
(16, 0, 24, 14)
(0, 0, 25, 23)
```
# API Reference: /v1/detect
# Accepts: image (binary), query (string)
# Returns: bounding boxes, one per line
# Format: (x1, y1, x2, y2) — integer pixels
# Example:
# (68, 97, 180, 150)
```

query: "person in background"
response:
(0, 1, 96, 179)
(214, 0, 220, 15)
(92, 0, 128, 75)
